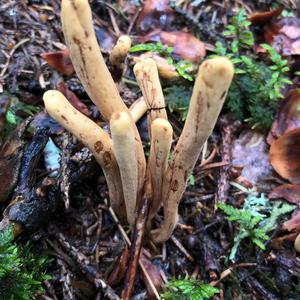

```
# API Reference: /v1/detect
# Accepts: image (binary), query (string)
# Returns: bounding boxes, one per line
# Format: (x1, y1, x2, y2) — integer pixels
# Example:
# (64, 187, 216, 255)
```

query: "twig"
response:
(122, 194, 151, 300)
(216, 116, 241, 203)
(170, 235, 195, 262)
(105, 199, 161, 299)
(0, 38, 30, 78)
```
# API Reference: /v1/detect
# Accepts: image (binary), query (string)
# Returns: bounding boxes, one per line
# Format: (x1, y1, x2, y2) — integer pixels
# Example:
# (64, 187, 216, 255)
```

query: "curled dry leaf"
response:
(265, 17, 300, 55)
(269, 184, 300, 206)
(135, 0, 174, 33)
(41, 49, 74, 76)
(283, 211, 300, 232)
(138, 30, 206, 63)
(57, 81, 90, 116)
(269, 128, 300, 184)
(248, 6, 283, 25)
(267, 90, 300, 144)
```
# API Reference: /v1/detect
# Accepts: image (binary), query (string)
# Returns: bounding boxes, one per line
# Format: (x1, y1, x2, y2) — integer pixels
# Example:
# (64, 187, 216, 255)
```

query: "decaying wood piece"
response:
(61, 0, 146, 201)
(43, 90, 127, 222)
(151, 57, 234, 243)
(148, 118, 173, 220)
(133, 57, 168, 130)
(110, 112, 138, 226)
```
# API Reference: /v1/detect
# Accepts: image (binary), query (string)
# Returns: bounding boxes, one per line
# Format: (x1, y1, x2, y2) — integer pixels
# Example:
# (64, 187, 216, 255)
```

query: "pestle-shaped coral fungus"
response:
(43, 0, 234, 242)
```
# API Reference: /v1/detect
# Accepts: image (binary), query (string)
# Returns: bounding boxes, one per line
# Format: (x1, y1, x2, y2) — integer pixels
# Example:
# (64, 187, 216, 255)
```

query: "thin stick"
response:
(122, 191, 151, 300)
(105, 199, 161, 300)
(0, 38, 30, 78)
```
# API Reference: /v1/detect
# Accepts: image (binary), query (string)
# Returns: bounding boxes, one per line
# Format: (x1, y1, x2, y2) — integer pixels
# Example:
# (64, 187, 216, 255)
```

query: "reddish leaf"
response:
(136, 0, 174, 33)
(107, 246, 129, 286)
(140, 254, 164, 300)
(269, 128, 300, 184)
(283, 211, 300, 232)
(265, 17, 300, 55)
(57, 81, 90, 116)
(138, 30, 206, 63)
(269, 184, 300, 206)
(248, 6, 283, 25)
(41, 49, 74, 76)
(267, 90, 300, 144)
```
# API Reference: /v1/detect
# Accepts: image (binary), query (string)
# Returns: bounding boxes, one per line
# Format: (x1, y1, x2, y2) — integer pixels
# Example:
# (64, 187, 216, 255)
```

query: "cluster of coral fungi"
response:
(43, 0, 234, 243)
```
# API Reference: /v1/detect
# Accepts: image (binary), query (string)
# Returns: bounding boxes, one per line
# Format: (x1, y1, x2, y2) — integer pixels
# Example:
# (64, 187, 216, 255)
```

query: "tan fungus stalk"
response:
(133, 52, 179, 80)
(148, 118, 173, 220)
(151, 57, 234, 243)
(133, 57, 168, 129)
(61, 0, 146, 201)
(129, 97, 148, 122)
(109, 35, 132, 67)
(61, 0, 127, 120)
(110, 112, 139, 226)
(43, 90, 127, 221)
(295, 233, 300, 252)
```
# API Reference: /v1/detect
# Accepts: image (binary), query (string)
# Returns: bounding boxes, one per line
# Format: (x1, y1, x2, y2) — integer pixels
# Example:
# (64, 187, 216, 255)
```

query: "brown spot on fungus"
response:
(103, 151, 111, 166)
(170, 179, 179, 192)
(94, 141, 104, 153)
(61, 115, 68, 122)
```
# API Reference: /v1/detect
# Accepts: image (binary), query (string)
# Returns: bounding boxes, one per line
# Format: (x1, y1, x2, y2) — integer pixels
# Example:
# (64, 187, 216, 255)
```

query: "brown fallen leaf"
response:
(41, 49, 74, 76)
(283, 211, 300, 232)
(267, 90, 300, 144)
(269, 184, 300, 206)
(269, 128, 300, 184)
(107, 245, 129, 286)
(136, 0, 174, 33)
(138, 30, 206, 63)
(248, 6, 283, 25)
(140, 254, 164, 300)
(231, 130, 273, 185)
(264, 17, 300, 55)
(57, 81, 90, 116)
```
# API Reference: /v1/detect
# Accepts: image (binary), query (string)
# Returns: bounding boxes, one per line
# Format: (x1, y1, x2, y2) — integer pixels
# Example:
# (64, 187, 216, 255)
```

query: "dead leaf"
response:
(264, 17, 300, 55)
(107, 246, 129, 286)
(41, 49, 74, 76)
(232, 130, 273, 185)
(138, 30, 206, 63)
(136, 0, 174, 33)
(283, 211, 300, 232)
(269, 128, 300, 184)
(269, 184, 300, 206)
(248, 6, 283, 25)
(57, 81, 90, 116)
(267, 90, 300, 144)
(140, 254, 164, 300)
